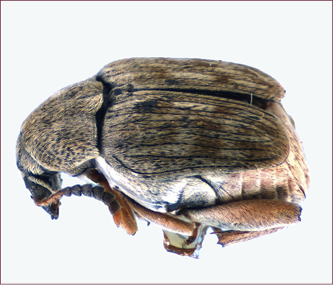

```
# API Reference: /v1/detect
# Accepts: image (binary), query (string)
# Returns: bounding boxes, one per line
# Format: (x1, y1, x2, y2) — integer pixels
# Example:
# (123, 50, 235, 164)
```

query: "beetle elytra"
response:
(17, 58, 310, 258)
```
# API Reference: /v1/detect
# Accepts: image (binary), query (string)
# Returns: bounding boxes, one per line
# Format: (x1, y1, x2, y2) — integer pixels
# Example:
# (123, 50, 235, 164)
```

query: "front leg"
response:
(33, 169, 138, 235)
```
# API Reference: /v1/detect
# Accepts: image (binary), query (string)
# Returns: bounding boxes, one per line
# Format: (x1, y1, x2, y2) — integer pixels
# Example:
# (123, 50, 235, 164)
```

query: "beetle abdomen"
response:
(205, 165, 305, 205)
(202, 101, 309, 205)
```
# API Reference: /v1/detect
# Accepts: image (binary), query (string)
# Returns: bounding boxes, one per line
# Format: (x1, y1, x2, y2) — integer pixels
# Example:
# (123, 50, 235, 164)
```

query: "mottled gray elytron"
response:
(16, 58, 310, 258)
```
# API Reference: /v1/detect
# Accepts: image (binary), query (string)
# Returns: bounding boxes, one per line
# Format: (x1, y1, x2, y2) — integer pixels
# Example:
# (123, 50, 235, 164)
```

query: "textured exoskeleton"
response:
(16, 58, 310, 258)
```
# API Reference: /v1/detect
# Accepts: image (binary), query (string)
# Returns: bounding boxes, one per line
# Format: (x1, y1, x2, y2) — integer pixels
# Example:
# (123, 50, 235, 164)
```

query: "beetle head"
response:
(16, 132, 62, 219)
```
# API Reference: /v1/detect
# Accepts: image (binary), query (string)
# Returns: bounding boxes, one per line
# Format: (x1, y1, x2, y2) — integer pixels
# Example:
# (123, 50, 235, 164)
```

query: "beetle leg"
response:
(124, 196, 196, 236)
(163, 225, 209, 258)
(33, 191, 63, 206)
(32, 183, 120, 218)
(121, 196, 209, 257)
(212, 227, 285, 247)
(85, 169, 201, 249)
(84, 169, 138, 235)
(179, 199, 301, 231)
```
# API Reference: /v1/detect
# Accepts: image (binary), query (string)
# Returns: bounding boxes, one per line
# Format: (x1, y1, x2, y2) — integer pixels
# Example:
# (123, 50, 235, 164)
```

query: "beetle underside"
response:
(33, 167, 302, 258)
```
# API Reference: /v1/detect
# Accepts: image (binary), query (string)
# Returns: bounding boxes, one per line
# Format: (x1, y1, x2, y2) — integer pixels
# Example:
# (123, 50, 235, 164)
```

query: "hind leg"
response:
(179, 199, 301, 246)
(212, 227, 285, 247)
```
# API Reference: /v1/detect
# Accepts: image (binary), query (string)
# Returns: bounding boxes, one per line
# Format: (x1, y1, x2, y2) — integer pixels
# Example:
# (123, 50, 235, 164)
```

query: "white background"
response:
(1, 1, 332, 283)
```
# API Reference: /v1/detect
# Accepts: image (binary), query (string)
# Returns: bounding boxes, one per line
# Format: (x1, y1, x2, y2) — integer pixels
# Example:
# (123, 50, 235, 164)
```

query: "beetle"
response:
(16, 58, 310, 258)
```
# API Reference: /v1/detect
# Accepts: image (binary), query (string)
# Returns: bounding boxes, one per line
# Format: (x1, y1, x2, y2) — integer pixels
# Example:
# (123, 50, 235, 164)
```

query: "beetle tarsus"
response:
(33, 191, 64, 206)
